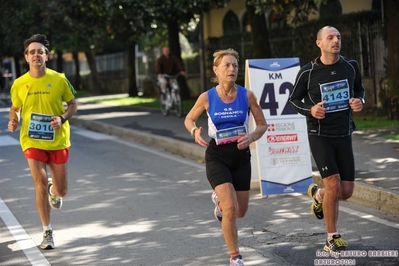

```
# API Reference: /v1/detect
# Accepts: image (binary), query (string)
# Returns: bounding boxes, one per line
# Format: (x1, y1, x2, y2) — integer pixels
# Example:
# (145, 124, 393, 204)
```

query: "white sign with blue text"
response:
(245, 58, 313, 197)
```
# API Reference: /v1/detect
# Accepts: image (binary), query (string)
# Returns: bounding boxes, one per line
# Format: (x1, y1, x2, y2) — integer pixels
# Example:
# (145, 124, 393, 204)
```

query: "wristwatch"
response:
(59, 115, 67, 124)
(359, 98, 365, 105)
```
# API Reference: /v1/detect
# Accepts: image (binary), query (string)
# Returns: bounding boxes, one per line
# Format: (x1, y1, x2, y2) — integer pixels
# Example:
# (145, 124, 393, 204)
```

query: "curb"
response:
(313, 176, 399, 215)
(70, 117, 206, 162)
(70, 117, 399, 215)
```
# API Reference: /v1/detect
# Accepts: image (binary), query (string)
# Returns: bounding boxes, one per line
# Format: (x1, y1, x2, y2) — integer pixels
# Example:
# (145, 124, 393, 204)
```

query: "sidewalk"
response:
(69, 94, 399, 215)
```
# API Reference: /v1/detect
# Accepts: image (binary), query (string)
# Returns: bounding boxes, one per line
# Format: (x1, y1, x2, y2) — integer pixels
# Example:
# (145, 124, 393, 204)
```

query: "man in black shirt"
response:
(155, 46, 185, 94)
(289, 26, 365, 255)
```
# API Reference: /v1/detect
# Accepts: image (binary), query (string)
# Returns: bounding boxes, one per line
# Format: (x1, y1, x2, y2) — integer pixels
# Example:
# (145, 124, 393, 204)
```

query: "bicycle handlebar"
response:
(162, 73, 183, 79)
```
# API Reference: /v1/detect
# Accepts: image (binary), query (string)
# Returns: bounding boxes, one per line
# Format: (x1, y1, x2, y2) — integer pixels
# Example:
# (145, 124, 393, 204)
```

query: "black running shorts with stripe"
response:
(308, 135, 355, 181)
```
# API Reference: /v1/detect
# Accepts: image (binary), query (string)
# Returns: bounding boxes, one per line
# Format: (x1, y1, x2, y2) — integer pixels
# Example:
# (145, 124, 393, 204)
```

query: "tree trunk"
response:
(246, 3, 272, 58)
(127, 36, 138, 97)
(167, 19, 181, 60)
(56, 50, 63, 73)
(384, 0, 399, 119)
(198, 13, 207, 93)
(73, 51, 81, 90)
(13, 55, 21, 77)
(167, 19, 190, 100)
(85, 49, 102, 95)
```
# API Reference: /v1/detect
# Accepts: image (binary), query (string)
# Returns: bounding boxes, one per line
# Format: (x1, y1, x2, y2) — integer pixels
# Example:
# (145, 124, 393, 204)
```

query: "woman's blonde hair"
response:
(211, 48, 239, 84)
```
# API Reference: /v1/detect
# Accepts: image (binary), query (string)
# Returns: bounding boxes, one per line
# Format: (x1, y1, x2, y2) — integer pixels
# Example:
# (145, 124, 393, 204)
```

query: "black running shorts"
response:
(205, 139, 251, 191)
(308, 135, 355, 181)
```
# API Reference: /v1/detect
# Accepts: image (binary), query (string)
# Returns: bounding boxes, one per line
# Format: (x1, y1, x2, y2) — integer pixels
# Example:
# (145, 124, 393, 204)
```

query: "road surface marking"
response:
(340, 206, 399, 229)
(0, 197, 50, 266)
(0, 135, 20, 146)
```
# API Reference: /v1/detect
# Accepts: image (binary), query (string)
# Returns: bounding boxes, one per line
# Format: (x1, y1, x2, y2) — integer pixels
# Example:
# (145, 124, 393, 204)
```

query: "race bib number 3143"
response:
(28, 113, 55, 141)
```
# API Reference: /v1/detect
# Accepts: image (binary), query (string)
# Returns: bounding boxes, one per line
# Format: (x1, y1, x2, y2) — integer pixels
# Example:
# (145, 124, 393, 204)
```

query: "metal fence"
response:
(62, 47, 201, 92)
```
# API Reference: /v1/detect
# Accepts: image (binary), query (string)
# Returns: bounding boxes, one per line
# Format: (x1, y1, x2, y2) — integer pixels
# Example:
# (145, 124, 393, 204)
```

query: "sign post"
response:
(245, 58, 313, 197)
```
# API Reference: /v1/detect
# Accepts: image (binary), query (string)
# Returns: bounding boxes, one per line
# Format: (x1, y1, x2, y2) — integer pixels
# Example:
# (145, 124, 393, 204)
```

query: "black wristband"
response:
(59, 115, 67, 124)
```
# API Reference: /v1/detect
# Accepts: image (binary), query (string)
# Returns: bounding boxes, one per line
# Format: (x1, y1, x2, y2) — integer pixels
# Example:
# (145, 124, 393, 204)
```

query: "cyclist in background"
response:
(155, 46, 185, 94)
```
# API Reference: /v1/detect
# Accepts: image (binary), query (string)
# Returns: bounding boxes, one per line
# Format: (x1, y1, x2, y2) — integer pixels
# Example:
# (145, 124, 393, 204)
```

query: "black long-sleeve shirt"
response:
(289, 56, 365, 137)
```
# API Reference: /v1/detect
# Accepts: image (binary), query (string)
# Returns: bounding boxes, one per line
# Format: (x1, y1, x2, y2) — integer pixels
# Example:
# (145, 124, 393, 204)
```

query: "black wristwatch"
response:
(359, 98, 365, 105)
(59, 115, 67, 124)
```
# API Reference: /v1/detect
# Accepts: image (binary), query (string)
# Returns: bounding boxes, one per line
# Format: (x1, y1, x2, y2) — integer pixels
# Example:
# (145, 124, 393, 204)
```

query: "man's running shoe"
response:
(40, 230, 55, 250)
(323, 234, 348, 255)
(48, 178, 63, 210)
(230, 255, 244, 266)
(307, 183, 323, 219)
(211, 191, 223, 222)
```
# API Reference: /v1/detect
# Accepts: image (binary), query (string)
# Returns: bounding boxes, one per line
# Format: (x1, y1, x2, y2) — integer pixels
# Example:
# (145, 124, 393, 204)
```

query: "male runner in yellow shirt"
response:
(8, 34, 78, 249)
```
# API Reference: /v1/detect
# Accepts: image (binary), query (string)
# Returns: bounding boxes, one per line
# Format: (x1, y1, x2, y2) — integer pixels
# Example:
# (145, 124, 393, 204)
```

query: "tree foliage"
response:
(247, 0, 324, 26)
(0, 0, 43, 76)
(36, 0, 112, 52)
(243, 0, 322, 59)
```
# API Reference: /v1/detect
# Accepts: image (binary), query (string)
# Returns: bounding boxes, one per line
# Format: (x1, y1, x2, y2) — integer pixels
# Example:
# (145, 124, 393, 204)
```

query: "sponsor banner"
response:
(245, 58, 313, 196)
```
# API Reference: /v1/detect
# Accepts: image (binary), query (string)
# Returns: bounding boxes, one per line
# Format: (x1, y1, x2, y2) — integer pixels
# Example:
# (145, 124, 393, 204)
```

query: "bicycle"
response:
(158, 73, 183, 118)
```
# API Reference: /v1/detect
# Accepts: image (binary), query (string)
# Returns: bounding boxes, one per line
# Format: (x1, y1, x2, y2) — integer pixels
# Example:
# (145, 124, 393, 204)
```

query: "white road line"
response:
(0, 197, 50, 266)
(0, 135, 20, 146)
(112, 138, 205, 169)
(73, 128, 116, 140)
(340, 206, 399, 229)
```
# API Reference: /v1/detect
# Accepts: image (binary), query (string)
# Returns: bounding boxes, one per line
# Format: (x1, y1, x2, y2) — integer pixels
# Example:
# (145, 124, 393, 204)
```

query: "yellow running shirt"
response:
(10, 68, 76, 151)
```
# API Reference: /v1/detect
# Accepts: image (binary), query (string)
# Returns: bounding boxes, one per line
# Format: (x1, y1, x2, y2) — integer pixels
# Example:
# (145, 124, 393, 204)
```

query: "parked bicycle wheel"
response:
(159, 92, 169, 116)
(173, 89, 183, 118)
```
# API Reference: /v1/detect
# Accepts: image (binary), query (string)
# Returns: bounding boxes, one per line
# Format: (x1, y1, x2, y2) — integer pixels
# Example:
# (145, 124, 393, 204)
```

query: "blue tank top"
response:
(207, 85, 249, 139)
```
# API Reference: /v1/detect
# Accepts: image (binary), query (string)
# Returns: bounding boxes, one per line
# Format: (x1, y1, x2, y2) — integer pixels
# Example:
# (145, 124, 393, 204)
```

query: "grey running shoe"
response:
(230, 255, 244, 266)
(324, 234, 348, 255)
(211, 191, 222, 222)
(307, 183, 323, 219)
(48, 178, 63, 210)
(40, 230, 54, 250)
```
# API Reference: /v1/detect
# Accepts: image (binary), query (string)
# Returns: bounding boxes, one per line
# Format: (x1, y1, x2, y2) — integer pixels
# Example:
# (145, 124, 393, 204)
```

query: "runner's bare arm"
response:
(8, 105, 20, 132)
(9, 105, 20, 122)
(62, 98, 78, 120)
